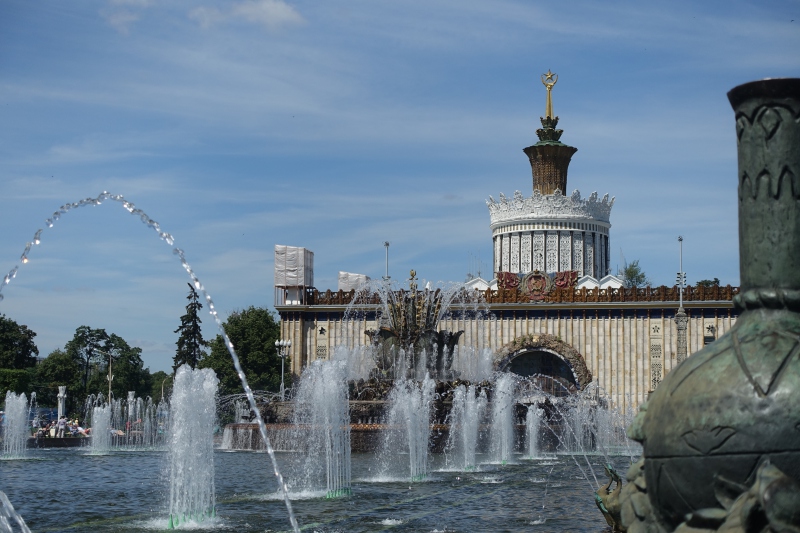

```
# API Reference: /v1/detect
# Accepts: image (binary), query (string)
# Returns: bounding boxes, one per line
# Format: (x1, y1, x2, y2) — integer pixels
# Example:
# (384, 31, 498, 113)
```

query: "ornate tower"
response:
(522, 70, 579, 195)
(487, 72, 615, 278)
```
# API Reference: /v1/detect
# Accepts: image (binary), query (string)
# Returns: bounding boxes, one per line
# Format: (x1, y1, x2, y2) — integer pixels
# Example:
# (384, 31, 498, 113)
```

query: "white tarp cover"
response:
(274, 245, 314, 287)
(338, 271, 370, 291)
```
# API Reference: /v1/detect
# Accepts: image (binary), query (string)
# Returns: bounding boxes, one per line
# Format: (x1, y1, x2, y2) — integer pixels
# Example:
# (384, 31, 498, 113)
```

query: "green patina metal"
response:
(620, 78, 800, 533)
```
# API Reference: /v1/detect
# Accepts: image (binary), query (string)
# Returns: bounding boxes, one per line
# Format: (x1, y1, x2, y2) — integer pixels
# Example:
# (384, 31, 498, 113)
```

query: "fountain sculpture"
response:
(621, 79, 800, 532)
(362, 272, 475, 381)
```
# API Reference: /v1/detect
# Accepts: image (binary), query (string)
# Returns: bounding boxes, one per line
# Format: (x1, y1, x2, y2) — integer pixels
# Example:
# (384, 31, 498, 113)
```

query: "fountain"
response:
(166, 364, 218, 528)
(1, 393, 29, 459)
(378, 375, 436, 482)
(444, 383, 487, 471)
(83, 392, 168, 450)
(488, 373, 516, 465)
(89, 403, 112, 454)
(0, 192, 301, 531)
(0, 191, 645, 532)
(525, 404, 544, 459)
(290, 359, 351, 498)
(358, 274, 484, 382)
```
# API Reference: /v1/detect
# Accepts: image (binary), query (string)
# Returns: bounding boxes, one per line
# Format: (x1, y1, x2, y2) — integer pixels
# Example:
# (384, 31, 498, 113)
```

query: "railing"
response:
(288, 285, 739, 307)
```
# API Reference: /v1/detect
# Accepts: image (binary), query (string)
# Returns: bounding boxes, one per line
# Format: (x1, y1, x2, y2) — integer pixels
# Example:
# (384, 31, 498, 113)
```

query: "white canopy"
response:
(274, 245, 314, 287)
(338, 271, 370, 291)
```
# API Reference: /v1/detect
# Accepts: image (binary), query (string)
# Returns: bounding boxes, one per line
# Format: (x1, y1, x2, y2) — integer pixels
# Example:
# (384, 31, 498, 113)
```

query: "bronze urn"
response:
(626, 78, 800, 529)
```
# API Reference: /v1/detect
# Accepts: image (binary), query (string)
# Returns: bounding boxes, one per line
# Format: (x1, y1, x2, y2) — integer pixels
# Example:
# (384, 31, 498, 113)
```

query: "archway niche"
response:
(493, 333, 592, 392)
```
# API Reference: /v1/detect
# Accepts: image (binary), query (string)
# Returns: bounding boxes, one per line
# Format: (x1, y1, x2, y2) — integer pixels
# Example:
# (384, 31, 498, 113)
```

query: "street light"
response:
(676, 236, 687, 308)
(675, 236, 688, 364)
(383, 241, 390, 281)
(275, 339, 292, 401)
(96, 349, 116, 401)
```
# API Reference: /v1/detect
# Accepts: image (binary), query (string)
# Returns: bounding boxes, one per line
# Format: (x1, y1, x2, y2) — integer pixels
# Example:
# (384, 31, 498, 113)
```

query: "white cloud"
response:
(190, 0, 304, 31)
(188, 6, 226, 29)
(232, 0, 304, 30)
(109, 0, 153, 6)
(102, 9, 141, 35)
(189, 0, 305, 30)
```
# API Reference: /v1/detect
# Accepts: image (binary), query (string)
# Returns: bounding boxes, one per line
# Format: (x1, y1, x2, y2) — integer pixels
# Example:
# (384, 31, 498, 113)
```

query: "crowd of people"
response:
(32, 416, 90, 438)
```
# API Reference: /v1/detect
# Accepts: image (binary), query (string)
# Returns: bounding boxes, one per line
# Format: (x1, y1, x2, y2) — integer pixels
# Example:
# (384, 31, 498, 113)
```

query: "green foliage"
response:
(0, 368, 34, 394)
(696, 278, 720, 288)
(91, 333, 152, 399)
(34, 349, 82, 412)
(173, 283, 209, 372)
(65, 325, 110, 395)
(63, 326, 152, 400)
(150, 370, 172, 404)
(199, 306, 282, 396)
(0, 314, 39, 369)
(621, 260, 651, 289)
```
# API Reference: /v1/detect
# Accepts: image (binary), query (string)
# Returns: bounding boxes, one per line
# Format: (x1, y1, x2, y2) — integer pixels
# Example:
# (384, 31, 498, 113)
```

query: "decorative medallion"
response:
(521, 271, 554, 301)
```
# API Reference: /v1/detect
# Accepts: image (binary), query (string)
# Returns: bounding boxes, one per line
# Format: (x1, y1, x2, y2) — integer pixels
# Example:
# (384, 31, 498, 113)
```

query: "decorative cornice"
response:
(486, 188, 615, 226)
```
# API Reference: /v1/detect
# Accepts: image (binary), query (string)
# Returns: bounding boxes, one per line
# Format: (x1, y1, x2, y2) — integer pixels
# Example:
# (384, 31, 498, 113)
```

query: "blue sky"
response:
(1, 0, 798, 374)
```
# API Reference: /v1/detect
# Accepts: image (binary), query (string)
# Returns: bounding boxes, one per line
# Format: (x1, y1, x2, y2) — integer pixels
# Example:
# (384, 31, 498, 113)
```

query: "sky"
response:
(1, 0, 798, 374)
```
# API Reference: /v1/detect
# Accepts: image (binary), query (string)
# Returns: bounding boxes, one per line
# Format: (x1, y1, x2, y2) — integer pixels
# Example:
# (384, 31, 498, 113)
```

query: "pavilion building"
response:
(275, 73, 739, 412)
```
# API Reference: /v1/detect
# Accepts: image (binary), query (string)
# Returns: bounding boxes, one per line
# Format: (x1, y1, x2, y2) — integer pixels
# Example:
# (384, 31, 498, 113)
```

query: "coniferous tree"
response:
(173, 283, 209, 372)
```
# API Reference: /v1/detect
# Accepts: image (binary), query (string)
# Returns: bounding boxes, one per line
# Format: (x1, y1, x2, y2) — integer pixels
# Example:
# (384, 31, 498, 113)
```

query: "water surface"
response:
(1, 448, 631, 532)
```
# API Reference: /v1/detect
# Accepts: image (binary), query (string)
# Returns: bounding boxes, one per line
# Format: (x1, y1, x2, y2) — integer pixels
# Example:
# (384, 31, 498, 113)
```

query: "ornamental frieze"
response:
(486, 189, 615, 225)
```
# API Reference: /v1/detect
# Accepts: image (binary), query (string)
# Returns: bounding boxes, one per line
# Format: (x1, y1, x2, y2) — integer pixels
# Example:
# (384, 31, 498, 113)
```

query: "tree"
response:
(199, 306, 282, 396)
(0, 314, 39, 369)
(696, 278, 720, 288)
(173, 283, 209, 372)
(150, 370, 172, 404)
(86, 333, 152, 399)
(64, 326, 152, 399)
(34, 349, 82, 412)
(621, 260, 651, 288)
(65, 326, 109, 394)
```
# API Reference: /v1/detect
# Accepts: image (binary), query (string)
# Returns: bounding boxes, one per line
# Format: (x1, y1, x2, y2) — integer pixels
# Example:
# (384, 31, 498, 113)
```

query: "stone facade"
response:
(276, 287, 739, 413)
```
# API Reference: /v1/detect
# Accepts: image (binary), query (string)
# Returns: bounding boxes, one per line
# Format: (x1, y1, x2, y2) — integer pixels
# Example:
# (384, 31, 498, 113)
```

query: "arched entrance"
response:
(493, 333, 592, 391)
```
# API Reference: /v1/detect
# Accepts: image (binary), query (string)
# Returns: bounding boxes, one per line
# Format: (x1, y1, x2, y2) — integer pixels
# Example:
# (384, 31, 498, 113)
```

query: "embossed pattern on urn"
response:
(625, 79, 800, 531)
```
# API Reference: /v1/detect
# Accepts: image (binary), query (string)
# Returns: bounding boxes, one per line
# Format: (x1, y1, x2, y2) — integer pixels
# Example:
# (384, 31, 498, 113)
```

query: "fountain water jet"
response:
(488, 373, 515, 464)
(0, 192, 300, 532)
(378, 375, 435, 481)
(291, 360, 351, 498)
(1, 393, 30, 459)
(444, 384, 487, 471)
(166, 365, 218, 529)
(90, 403, 112, 454)
(525, 405, 544, 459)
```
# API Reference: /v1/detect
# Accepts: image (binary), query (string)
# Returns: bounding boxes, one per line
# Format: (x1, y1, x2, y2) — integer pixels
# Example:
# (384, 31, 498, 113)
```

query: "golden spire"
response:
(541, 70, 558, 118)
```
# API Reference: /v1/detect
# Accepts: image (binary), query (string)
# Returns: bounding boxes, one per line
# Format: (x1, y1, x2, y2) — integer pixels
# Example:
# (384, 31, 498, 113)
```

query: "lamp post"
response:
(383, 241, 390, 281)
(161, 374, 173, 403)
(275, 339, 291, 401)
(96, 349, 116, 401)
(675, 236, 688, 364)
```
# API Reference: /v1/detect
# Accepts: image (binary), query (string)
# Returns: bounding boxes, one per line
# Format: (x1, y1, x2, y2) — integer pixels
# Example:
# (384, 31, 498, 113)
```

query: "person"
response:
(56, 416, 67, 438)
